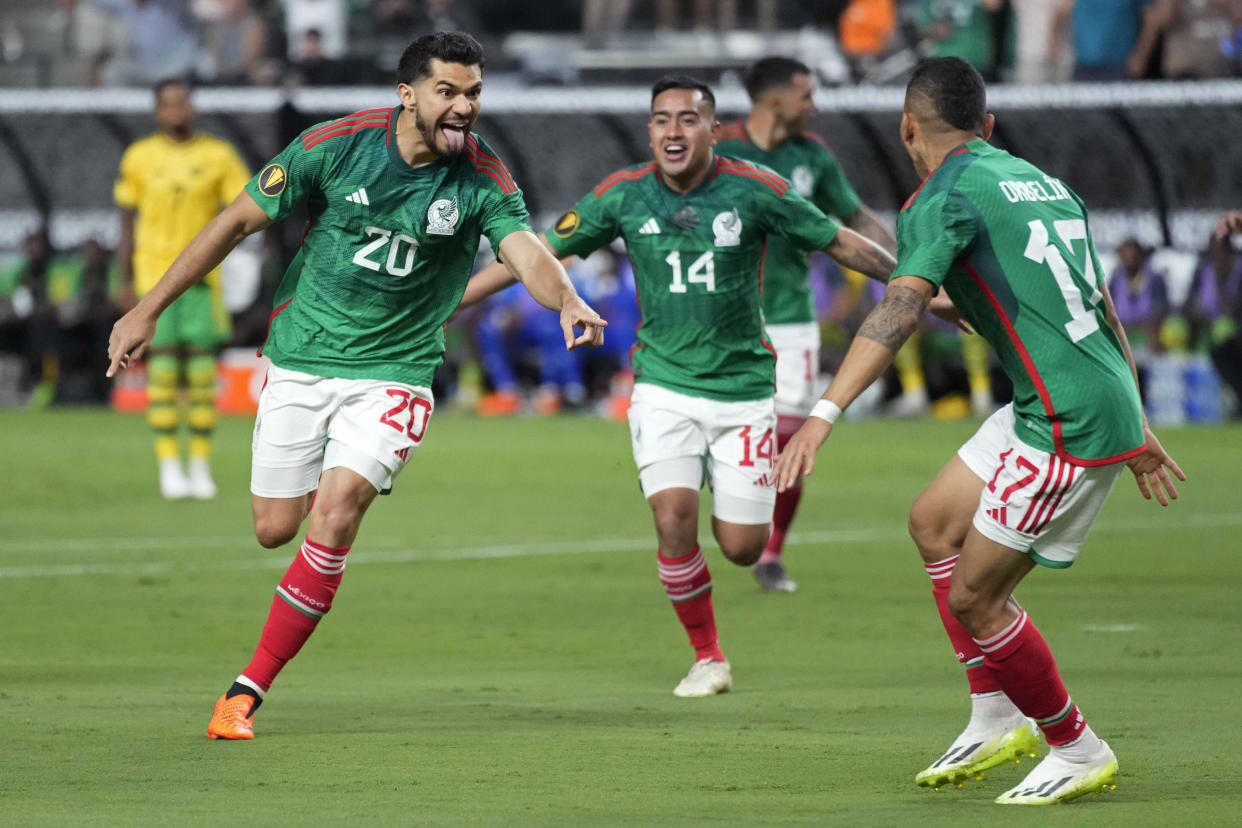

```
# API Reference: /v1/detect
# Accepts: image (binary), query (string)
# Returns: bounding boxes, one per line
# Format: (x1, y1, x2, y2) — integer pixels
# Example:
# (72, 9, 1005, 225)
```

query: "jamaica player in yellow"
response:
(114, 79, 250, 499)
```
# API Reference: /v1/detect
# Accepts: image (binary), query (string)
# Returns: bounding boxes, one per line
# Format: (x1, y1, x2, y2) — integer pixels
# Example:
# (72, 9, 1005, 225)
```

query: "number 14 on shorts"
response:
(738, 426, 773, 468)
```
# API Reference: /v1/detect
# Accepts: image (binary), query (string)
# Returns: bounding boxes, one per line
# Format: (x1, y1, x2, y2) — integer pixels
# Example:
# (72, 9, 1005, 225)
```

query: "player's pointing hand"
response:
(106, 306, 159, 377)
(560, 295, 607, 350)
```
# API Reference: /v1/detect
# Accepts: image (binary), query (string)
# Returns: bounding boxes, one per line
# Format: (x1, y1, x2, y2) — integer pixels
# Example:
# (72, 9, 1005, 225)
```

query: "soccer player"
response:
(115, 78, 252, 500)
(773, 57, 1185, 804)
(459, 76, 897, 697)
(107, 32, 606, 740)
(714, 56, 897, 593)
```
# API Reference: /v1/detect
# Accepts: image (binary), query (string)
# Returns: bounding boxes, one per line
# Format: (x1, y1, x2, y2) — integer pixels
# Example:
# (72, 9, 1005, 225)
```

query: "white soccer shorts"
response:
(250, 364, 434, 497)
(627, 382, 776, 525)
(957, 403, 1123, 568)
(768, 322, 821, 417)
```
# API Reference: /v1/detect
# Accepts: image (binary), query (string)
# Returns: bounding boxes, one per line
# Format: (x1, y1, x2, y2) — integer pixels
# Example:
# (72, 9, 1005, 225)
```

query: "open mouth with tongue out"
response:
(441, 122, 467, 153)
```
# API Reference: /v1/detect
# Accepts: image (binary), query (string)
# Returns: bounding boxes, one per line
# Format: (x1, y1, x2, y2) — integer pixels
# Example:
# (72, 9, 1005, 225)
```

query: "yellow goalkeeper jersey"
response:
(114, 132, 250, 294)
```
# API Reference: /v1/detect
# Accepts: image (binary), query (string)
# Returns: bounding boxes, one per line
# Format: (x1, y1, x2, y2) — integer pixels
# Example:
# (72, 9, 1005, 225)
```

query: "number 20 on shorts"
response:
(380, 389, 432, 442)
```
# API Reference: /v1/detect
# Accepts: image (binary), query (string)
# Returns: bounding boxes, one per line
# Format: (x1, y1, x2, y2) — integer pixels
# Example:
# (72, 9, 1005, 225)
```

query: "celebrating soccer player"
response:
(714, 56, 898, 594)
(107, 32, 606, 740)
(459, 75, 897, 697)
(772, 57, 1185, 804)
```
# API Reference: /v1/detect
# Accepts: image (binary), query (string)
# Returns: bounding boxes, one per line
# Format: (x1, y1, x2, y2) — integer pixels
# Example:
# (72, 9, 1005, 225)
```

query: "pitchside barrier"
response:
(0, 80, 1240, 254)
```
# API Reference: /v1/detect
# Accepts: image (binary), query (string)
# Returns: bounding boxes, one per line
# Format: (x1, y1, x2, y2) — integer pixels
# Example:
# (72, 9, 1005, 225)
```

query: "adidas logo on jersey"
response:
(346, 188, 370, 205)
(638, 218, 660, 235)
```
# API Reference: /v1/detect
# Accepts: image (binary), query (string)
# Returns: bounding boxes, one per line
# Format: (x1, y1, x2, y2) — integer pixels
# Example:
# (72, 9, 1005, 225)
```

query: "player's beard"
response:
(415, 110, 468, 158)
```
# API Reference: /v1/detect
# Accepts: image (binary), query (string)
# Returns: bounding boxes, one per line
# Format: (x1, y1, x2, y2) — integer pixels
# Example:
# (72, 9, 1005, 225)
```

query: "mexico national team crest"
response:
(427, 198, 459, 236)
(553, 209, 580, 238)
(257, 163, 286, 197)
(791, 165, 815, 197)
(713, 208, 742, 247)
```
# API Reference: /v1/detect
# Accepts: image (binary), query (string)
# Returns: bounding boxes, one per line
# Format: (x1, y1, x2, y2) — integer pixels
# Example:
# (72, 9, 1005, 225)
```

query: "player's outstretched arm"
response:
(823, 226, 896, 284)
(496, 230, 607, 350)
(773, 276, 932, 492)
(844, 204, 897, 256)
(457, 258, 519, 313)
(107, 191, 271, 376)
(1215, 210, 1242, 239)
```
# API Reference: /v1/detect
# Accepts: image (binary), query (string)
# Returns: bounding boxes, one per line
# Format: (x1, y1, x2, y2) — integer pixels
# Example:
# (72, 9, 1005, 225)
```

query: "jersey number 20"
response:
(1022, 218, 1103, 343)
(354, 225, 419, 276)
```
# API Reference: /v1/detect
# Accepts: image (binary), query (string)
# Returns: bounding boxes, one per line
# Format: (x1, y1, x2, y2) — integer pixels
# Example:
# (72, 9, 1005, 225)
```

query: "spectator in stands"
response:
(110, 0, 200, 86)
(54, 239, 122, 404)
(837, 0, 899, 76)
(1127, 0, 1237, 79)
(292, 27, 352, 84)
(1183, 220, 1242, 415)
(0, 230, 62, 406)
(583, 0, 635, 46)
(655, 0, 778, 33)
(1108, 237, 1168, 394)
(915, 0, 1007, 80)
(202, 0, 278, 85)
(1070, 0, 1149, 80)
(283, 0, 347, 62)
(1011, 0, 1073, 84)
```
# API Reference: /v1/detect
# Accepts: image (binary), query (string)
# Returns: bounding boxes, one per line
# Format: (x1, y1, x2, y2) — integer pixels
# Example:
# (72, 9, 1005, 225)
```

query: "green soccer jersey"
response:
(715, 122, 862, 325)
(545, 155, 840, 401)
(896, 140, 1144, 464)
(247, 106, 531, 387)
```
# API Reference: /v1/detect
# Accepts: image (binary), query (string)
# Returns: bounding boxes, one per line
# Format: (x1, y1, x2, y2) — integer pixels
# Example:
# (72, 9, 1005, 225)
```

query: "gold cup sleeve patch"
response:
(553, 209, 580, 238)
(257, 163, 287, 197)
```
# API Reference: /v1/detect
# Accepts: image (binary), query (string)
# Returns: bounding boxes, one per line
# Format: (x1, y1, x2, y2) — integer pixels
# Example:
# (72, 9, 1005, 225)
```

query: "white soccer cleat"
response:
(187, 458, 218, 500)
(995, 739, 1117, 805)
(673, 659, 732, 698)
(159, 459, 191, 500)
(915, 716, 1041, 790)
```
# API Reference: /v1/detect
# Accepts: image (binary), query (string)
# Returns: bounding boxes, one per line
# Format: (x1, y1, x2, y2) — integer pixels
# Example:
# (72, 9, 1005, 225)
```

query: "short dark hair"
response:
(153, 77, 192, 98)
(397, 31, 485, 86)
(743, 56, 811, 102)
(650, 74, 716, 111)
(905, 57, 987, 132)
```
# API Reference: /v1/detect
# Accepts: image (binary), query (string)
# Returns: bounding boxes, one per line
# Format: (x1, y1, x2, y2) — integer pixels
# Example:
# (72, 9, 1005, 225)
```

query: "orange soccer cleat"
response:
(207, 693, 257, 740)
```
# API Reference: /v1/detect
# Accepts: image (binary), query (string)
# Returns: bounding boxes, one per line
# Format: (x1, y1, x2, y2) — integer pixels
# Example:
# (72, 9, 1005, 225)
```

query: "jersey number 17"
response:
(1022, 218, 1103, 343)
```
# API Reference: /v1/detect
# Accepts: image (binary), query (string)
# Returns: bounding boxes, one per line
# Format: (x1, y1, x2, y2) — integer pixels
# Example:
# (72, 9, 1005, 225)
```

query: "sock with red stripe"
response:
(658, 546, 725, 662)
(974, 609, 1087, 745)
(759, 416, 804, 564)
(924, 555, 1001, 695)
(237, 537, 351, 694)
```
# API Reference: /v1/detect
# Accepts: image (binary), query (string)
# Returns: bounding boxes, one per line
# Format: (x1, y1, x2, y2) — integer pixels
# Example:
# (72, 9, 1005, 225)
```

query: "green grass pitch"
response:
(1, 408, 1239, 826)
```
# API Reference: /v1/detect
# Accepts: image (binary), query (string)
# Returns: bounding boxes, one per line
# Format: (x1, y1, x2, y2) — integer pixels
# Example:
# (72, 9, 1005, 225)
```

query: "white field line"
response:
(0, 512, 1238, 580)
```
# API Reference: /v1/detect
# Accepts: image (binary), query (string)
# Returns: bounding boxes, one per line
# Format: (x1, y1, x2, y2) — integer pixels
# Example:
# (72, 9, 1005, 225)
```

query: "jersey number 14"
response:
(1022, 218, 1103, 343)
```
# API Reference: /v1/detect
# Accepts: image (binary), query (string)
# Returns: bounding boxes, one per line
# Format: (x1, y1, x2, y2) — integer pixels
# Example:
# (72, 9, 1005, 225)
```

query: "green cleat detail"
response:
(916, 719, 1042, 790)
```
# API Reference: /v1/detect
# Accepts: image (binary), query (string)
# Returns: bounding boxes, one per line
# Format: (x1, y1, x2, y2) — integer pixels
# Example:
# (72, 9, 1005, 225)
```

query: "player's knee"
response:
(720, 540, 764, 567)
(253, 518, 299, 549)
(908, 497, 950, 562)
(946, 583, 991, 635)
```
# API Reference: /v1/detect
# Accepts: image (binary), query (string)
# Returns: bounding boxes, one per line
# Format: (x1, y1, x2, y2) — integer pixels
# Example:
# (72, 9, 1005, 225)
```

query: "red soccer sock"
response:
(974, 609, 1086, 745)
(240, 537, 351, 692)
(925, 556, 1001, 695)
(658, 546, 725, 662)
(759, 417, 806, 564)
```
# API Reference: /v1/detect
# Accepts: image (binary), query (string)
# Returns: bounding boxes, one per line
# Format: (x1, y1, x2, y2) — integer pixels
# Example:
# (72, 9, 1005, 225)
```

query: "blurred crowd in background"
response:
(0, 0, 1240, 88)
(2, 224, 1239, 423)
(0, 0, 1240, 422)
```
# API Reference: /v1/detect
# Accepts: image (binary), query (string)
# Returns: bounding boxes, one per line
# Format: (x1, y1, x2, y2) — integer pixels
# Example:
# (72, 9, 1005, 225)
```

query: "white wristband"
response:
(809, 399, 843, 425)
